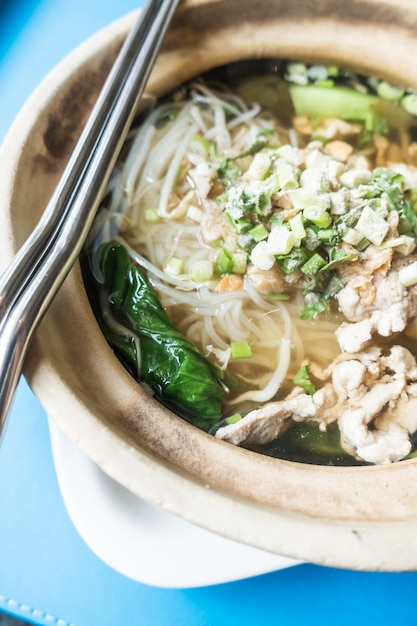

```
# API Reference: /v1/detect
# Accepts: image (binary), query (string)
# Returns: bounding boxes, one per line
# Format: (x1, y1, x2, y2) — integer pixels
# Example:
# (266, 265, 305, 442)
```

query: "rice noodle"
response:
(89, 79, 348, 420)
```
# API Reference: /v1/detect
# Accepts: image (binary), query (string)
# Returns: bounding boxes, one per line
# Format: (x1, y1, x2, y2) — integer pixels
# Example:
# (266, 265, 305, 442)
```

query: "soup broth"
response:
(84, 60, 417, 466)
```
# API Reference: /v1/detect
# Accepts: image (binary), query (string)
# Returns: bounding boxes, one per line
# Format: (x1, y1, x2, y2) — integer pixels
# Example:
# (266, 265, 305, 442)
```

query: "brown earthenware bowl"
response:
(2, 0, 417, 570)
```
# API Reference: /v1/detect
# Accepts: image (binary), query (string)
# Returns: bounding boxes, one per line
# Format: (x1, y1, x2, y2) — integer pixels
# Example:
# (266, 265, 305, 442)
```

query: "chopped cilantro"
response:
(319, 248, 358, 272)
(276, 246, 310, 274)
(300, 297, 330, 320)
(293, 364, 316, 395)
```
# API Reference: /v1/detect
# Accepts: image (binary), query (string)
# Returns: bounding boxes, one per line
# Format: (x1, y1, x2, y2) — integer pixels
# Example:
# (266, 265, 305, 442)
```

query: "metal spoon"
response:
(0, 0, 180, 442)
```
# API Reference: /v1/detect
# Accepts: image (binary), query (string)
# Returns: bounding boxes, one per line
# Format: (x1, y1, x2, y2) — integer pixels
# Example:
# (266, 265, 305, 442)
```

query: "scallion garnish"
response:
(231, 342, 253, 359)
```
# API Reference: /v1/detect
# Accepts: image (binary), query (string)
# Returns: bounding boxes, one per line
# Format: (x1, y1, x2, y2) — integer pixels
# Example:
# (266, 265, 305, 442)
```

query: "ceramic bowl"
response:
(2, 0, 417, 571)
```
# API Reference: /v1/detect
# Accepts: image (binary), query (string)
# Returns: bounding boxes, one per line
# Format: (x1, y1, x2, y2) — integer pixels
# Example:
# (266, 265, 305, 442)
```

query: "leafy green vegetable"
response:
(92, 242, 235, 430)
(293, 364, 315, 395)
(289, 84, 380, 121)
(300, 296, 330, 320)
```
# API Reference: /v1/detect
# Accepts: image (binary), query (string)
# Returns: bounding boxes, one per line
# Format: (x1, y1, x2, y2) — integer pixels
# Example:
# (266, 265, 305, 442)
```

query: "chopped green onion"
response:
(329, 189, 349, 216)
(191, 133, 211, 155)
(255, 191, 273, 217)
(327, 65, 339, 77)
(191, 260, 213, 282)
(164, 257, 184, 276)
(288, 188, 313, 210)
(376, 81, 404, 102)
(225, 413, 243, 425)
(379, 236, 407, 250)
(289, 212, 306, 241)
(356, 237, 370, 251)
(250, 241, 275, 270)
(277, 144, 301, 164)
(339, 168, 372, 188)
(401, 93, 417, 117)
(303, 205, 332, 228)
(231, 342, 253, 358)
(247, 152, 271, 180)
(301, 252, 327, 276)
(355, 205, 389, 245)
(225, 213, 252, 234)
(305, 149, 331, 170)
(287, 62, 307, 77)
(300, 168, 330, 193)
(238, 232, 255, 250)
(303, 227, 322, 251)
(276, 246, 310, 273)
(250, 223, 269, 242)
(266, 225, 295, 255)
(216, 247, 235, 274)
(307, 65, 329, 82)
(316, 228, 336, 242)
(342, 227, 364, 246)
(372, 166, 405, 188)
(232, 251, 248, 274)
(276, 160, 299, 189)
(144, 207, 161, 223)
(265, 293, 291, 301)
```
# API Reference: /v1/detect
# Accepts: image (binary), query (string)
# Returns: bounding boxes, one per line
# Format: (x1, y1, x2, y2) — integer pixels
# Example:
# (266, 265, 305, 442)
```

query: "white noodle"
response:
(227, 338, 292, 404)
(92, 80, 334, 420)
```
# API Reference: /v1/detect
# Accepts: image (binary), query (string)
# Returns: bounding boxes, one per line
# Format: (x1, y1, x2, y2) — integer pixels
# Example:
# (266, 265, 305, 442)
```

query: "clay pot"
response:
(2, 0, 417, 570)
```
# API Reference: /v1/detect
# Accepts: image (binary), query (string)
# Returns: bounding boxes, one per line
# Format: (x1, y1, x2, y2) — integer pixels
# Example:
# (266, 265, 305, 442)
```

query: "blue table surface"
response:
(2, 2, 417, 625)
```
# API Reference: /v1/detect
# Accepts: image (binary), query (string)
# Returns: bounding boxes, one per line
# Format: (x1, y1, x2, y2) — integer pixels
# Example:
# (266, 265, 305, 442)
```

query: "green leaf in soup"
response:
(94, 242, 229, 431)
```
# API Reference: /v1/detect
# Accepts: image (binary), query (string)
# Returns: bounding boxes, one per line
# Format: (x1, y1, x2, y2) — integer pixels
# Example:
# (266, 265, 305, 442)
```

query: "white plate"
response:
(49, 420, 300, 587)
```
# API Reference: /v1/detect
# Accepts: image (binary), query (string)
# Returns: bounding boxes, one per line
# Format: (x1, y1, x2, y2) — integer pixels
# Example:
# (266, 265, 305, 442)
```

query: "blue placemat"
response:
(2, 2, 417, 625)
(2, 379, 417, 626)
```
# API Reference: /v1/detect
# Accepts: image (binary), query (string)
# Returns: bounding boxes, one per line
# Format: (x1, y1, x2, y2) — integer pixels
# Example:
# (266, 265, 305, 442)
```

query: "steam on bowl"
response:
(2, 0, 417, 571)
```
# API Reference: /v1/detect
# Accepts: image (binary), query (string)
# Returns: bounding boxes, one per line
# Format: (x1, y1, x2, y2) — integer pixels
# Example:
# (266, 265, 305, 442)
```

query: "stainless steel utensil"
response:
(0, 0, 180, 441)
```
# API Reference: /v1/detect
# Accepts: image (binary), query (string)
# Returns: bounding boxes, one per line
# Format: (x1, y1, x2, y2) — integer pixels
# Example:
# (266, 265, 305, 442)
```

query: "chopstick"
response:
(0, 0, 180, 441)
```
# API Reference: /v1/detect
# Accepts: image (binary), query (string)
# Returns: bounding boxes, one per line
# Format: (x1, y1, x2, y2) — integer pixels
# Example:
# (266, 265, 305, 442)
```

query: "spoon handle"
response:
(0, 0, 180, 441)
